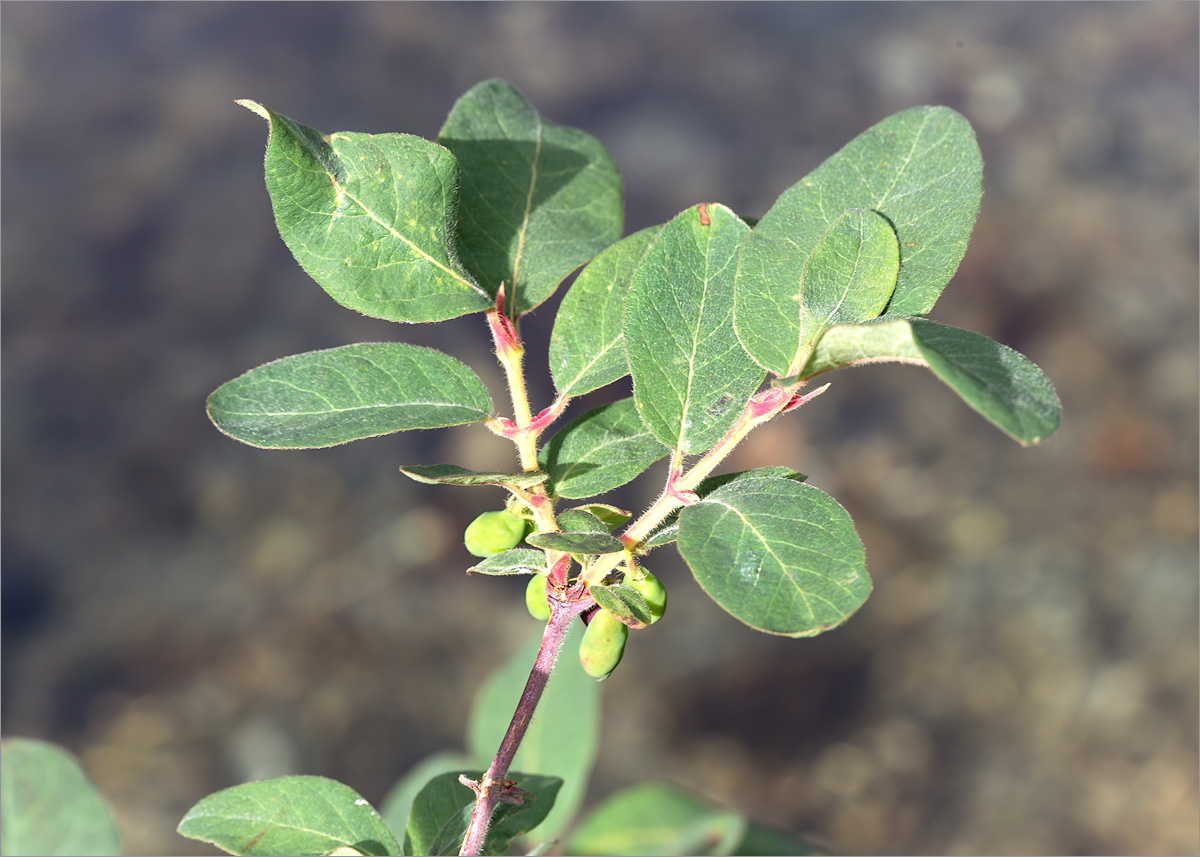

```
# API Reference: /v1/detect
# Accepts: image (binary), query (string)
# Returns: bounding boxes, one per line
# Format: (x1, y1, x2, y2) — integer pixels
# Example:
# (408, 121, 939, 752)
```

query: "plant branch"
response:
(458, 582, 594, 856)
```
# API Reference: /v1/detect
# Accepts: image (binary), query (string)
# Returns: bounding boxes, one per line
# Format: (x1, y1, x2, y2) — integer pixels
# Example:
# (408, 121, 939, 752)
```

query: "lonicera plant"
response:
(4, 80, 1061, 857)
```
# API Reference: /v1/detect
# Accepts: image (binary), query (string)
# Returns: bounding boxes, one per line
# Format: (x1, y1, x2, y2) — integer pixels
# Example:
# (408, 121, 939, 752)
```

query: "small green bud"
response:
(579, 608, 628, 681)
(525, 574, 551, 621)
(626, 569, 667, 624)
(464, 510, 527, 558)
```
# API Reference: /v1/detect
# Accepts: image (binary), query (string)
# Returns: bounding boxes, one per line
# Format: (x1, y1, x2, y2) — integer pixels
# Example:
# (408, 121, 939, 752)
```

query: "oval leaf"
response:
(590, 583, 653, 629)
(539, 398, 668, 500)
(239, 101, 490, 324)
(399, 464, 548, 489)
(468, 548, 545, 576)
(801, 317, 1061, 445)
(736, 208, 900, 376)
(799, 208, 899, 352)
(677, 476, 871, 637)
(176, 775, 401, 857)
(0, 738, 121, 857)
(208, 343, 492, 449)
(642, 466, 807, 550)
(437, 79, 623, 314)
(567, 782, 746, 857)
(556, 508, 610, 534)
(570, 504, 632, 530)
(625, 204, 766, 453)
(525, 530, 623, 555)
(550, 226, 661, 396)
(736, 106, 982, 371)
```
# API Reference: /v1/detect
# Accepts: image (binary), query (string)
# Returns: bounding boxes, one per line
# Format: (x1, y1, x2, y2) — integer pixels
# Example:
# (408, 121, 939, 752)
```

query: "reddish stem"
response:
(458, 584, 593, 856)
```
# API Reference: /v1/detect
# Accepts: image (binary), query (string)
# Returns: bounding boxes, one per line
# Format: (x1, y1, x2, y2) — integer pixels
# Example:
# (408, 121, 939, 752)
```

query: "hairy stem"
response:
(459, 586, 593, 856)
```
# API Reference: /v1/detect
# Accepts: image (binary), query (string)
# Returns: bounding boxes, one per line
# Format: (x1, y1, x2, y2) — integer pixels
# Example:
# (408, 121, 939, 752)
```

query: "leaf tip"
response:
(236, 99, 270, 121)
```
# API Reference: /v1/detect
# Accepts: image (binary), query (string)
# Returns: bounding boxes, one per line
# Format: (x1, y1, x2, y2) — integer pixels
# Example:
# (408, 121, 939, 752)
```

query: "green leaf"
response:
(0, 738, 121, 857)
(556, 508, 610, 533)
(467, 627, 599, 844)
(730, 822, 828, 856)
(589, 583, 653, 629)
(642, 466, 807, 550)
(625, 204, 766, 453)
(380, 752, 473, 851)
(437, 79, 622, 314)
(468, 548, 545, 576)
(549, 226, 662, 396)
(208, 343, 492, 449)
(567, 782, 746, 857)
(677, 475, 870, 637)
(398, 464, 547, 489)
(736, 208, 899, 376)
(404, 771, 559, 857)
(239, 101, 490, 324)
(176, 775, 401, 856)
(736, 106, 982, 370)
(801, 209, 899, 345)
(801, 317, 1061, 445)
(525, 530, 623, 555)
(570, 504, 632, 530)
(539, 398, 668, 500)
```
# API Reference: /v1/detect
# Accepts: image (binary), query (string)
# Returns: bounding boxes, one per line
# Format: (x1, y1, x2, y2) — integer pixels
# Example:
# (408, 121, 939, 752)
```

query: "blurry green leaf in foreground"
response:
(438, 79, 622, 314)
(678, 475, 871, 637)
(801, 317, 1061, 445)
(176, 775, 400, 856)
(208, 343, 492, 449)
(0, 738, 121, 857)
(567, 782, 745, 857)
(240, 100, 491, 324)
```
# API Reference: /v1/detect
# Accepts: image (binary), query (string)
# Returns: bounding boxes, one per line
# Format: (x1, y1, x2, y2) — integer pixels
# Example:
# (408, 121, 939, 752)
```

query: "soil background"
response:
(3, 4, 1197, 855)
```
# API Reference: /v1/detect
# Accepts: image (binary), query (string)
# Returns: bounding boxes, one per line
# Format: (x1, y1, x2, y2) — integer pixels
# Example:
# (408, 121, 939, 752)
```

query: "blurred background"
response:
(3, 3, 1197, 854)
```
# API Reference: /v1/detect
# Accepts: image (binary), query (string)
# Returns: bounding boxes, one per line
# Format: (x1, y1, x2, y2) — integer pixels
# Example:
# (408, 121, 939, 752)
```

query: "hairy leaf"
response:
(590, 583, 653, 629)
(398, 464, 548, 489)
(208, 343, 492, 449)
(539, 398, 668, 500)
(240, 101, 490, 323)
(626, 204, 765, 453)
(678, 476, 870, 637)
(736, 105, 982, 370)
(550, 226, 661, 396)
(177, 776, 400, 857)
(467, 548, 545, 576)
(525, 530, 623, 555)
(802, 317, 1061, 445)
(438, 79, 622, 314)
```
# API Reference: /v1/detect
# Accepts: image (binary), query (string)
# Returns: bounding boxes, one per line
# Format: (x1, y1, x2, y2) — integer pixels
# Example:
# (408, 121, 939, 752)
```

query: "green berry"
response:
(626, 569, 667, 624)
(578, 608, 628, 681)
(464, 510, 527, 558)
(525, 574, 551, 621)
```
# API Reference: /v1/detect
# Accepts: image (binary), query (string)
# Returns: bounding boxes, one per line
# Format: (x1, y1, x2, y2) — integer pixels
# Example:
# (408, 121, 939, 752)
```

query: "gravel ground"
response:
(3, 4, 1197, 855)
